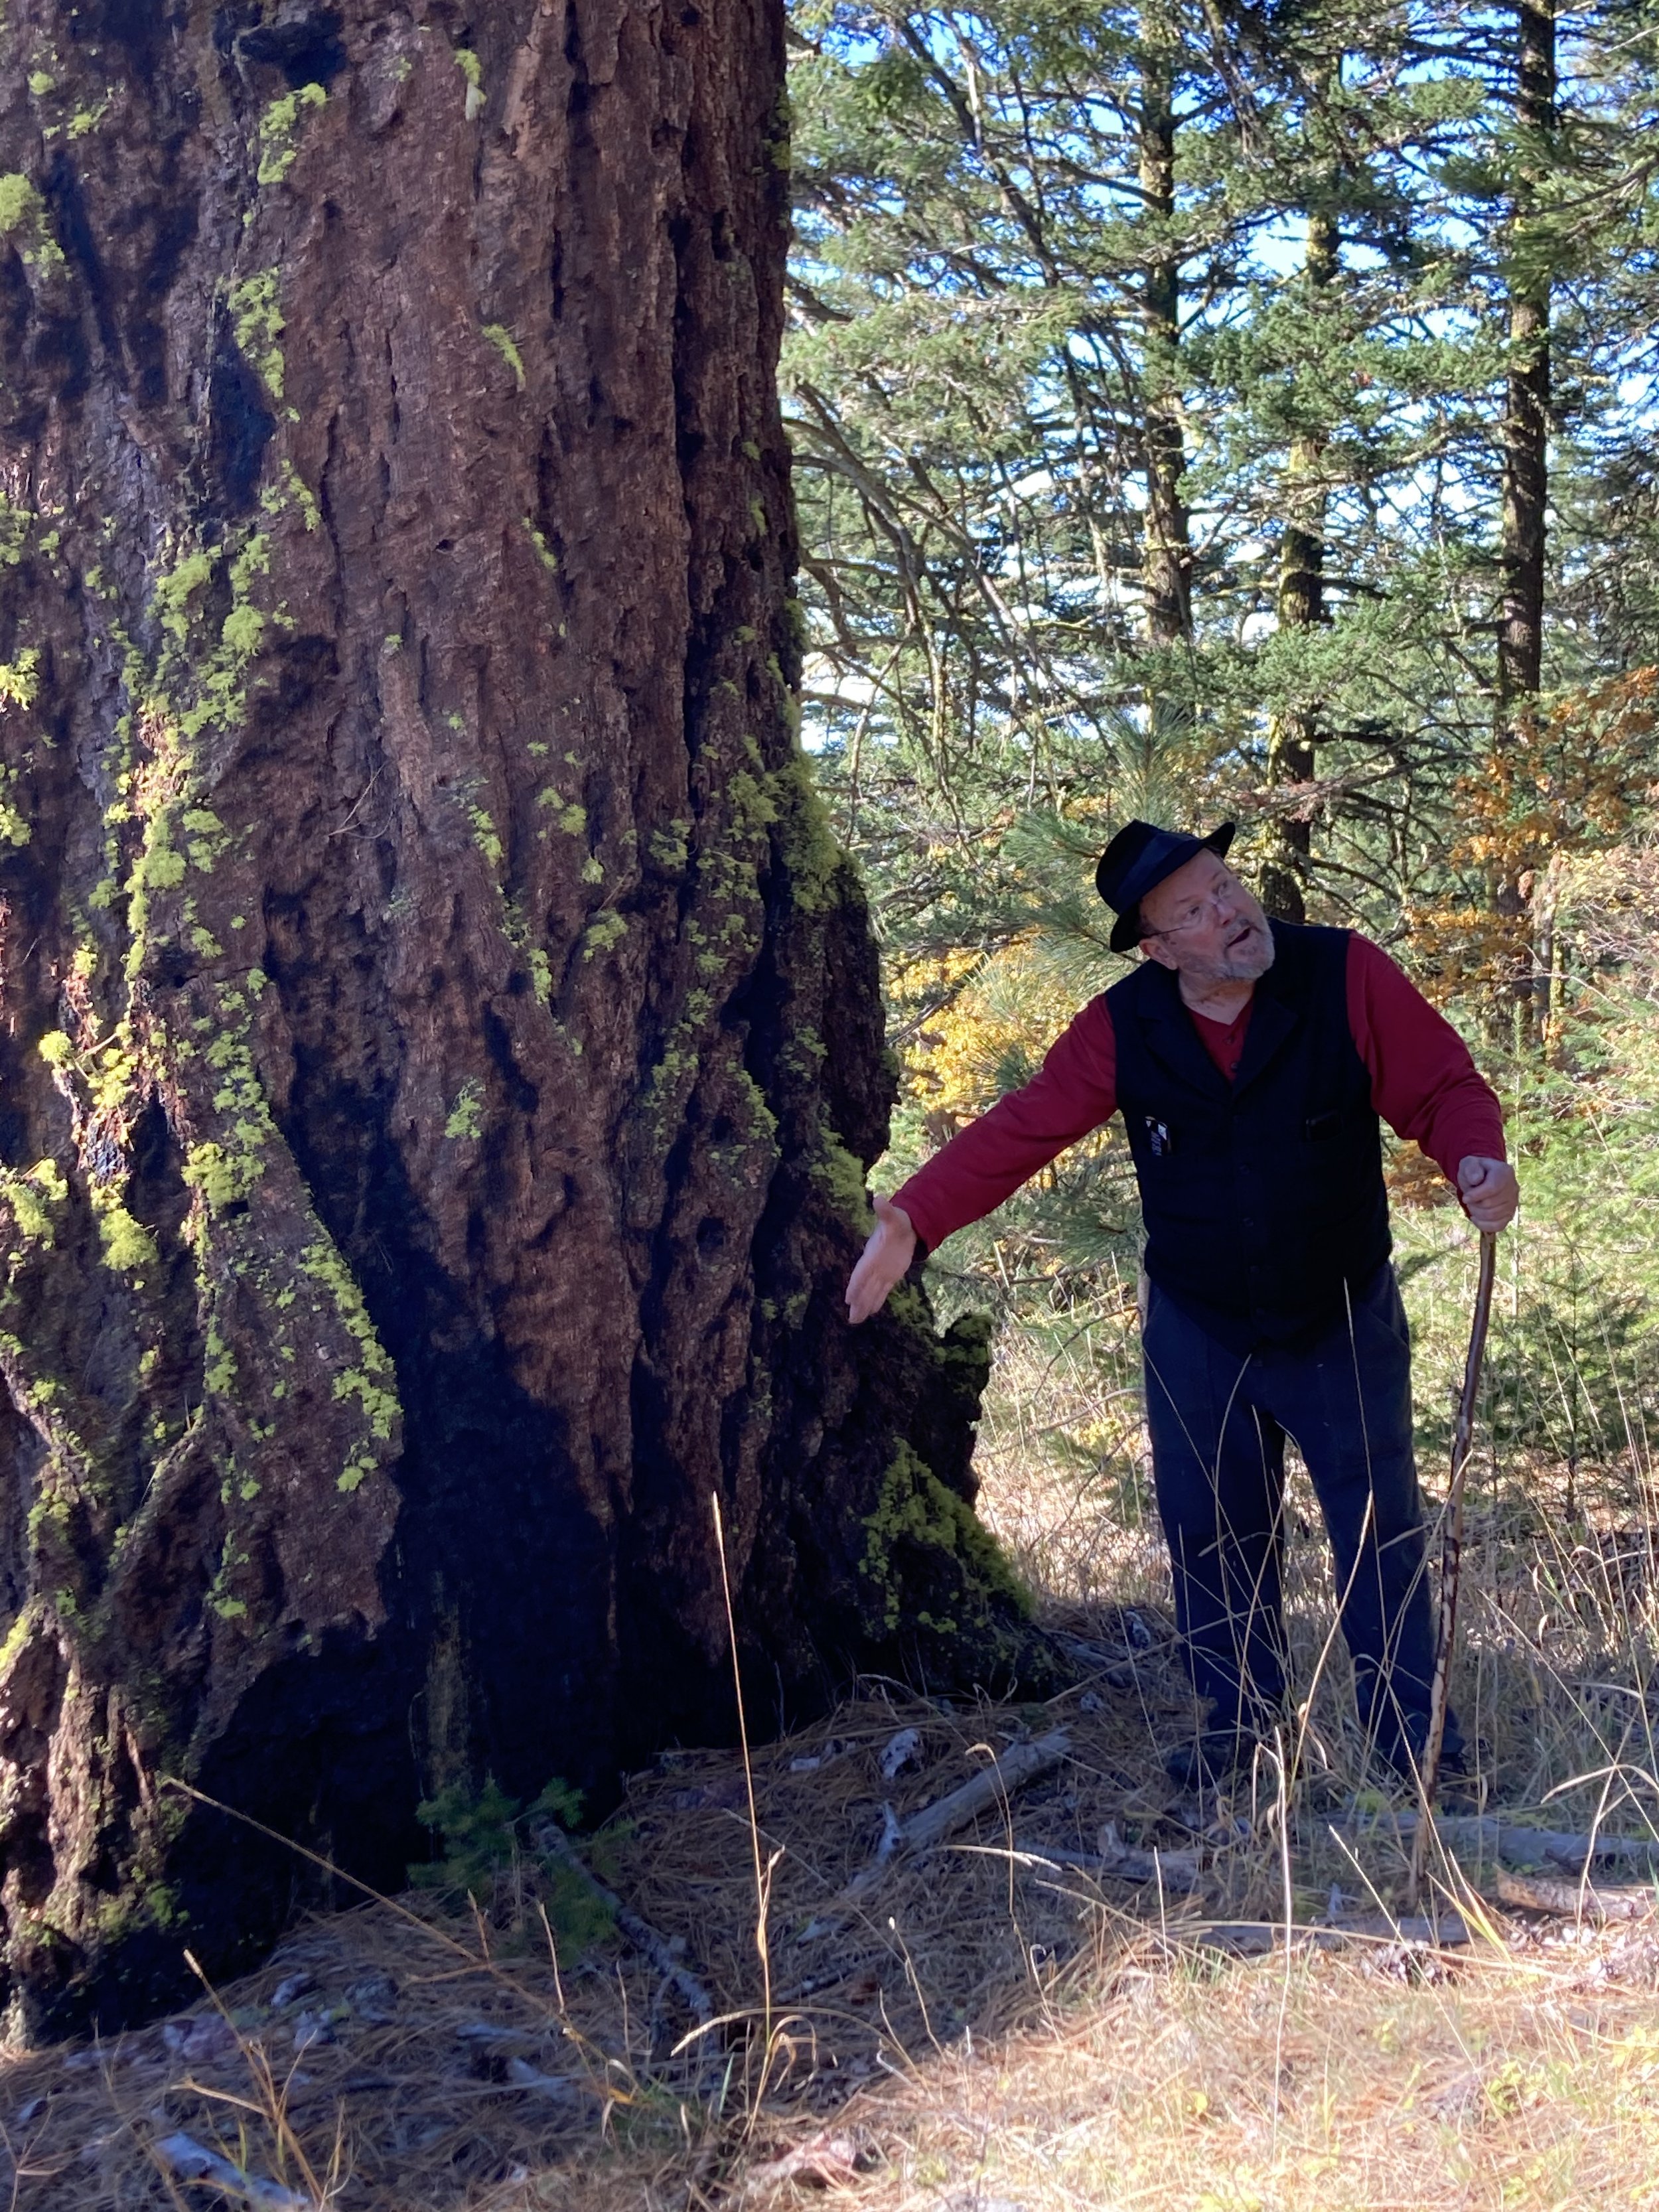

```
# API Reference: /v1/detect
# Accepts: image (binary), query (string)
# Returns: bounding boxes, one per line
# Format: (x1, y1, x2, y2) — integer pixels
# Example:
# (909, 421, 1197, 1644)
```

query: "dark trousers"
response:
(1141, 1266, 1459, 1771)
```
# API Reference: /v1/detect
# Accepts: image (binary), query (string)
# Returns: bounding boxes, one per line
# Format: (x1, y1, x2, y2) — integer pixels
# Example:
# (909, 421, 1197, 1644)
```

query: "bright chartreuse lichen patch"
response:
(228, 269, 285, 398)
(0, 1160, 68, 1261)
(581, 909, 627, 961)
(483, 323, 524, 388)
(0, 646, 40, 709)
(255, 82, 326, 187)
(538, 791, 586, 835)
(445, 1078, 484, 1142)
(176, 984, 280, 1218)
(455, 45, 485, 118)
(90, 1193, 158, 1278)
(0, 172, 64, 272)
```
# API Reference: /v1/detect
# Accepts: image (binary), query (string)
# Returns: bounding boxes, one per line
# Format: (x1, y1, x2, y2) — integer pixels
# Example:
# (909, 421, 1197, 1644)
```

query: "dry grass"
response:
(717, 1940, 1659, 2212)
(7, 1249, 1659, 2209)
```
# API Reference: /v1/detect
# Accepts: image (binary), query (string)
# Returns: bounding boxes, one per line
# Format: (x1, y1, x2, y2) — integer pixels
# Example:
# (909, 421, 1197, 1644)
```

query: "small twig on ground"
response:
(528, 1820, 715, 2027)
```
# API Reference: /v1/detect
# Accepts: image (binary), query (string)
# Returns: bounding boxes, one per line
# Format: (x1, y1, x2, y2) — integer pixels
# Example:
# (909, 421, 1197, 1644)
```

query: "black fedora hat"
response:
(1096, 819, 1236, 953)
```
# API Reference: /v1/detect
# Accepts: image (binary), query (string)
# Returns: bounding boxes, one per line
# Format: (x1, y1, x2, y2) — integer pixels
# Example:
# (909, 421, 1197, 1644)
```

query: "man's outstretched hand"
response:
(1457, 1155, 1519, 1232)
(845, 1195, 918, 1324)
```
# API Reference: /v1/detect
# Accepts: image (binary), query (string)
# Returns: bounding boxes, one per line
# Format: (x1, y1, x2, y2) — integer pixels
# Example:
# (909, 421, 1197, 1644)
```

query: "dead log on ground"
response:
(1490, 1868, 1659, 1921)
(1330, 1811, 1659, 1874)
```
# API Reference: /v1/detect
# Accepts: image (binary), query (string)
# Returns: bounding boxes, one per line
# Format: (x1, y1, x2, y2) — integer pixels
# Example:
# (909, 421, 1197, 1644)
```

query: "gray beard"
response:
(1182, 921, 1276, 986)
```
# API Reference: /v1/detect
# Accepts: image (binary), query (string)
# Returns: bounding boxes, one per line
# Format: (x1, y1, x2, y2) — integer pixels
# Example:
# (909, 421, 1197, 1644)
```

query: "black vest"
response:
(1108, 921, 1390, 1350)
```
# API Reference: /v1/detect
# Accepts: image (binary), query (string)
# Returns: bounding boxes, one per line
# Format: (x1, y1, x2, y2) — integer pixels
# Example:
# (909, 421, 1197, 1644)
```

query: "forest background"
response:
(784, 0, 1659, 1613)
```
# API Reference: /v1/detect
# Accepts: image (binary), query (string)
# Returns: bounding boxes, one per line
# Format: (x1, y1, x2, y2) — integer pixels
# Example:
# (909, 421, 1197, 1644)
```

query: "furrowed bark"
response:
(0, 0, 1034, 2040)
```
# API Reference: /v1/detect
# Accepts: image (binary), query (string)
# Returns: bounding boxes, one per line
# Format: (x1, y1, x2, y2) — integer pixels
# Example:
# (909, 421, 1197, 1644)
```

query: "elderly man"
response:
(847, 821, 1518, 1789)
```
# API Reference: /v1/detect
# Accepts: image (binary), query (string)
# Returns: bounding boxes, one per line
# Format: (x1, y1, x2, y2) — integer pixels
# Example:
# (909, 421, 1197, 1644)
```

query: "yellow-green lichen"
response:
(483, 323, 524, 388)
(256, 82, 327, 187)
(0, 173, 64, 273)
(538, 792, 586, 835)
(810, 1120, 871, 1229)
(67, 96, 111, 140)
(297, 1236, 401, 1491)
(648, 820, 689, 871)
(860, 1442, 1029, 1637)
(445, 1078, 484, 1142)
(455, 46, 485, 117)
(0, 763, 31, 848)
(90, 1193, 157, 1276)
(0, 500, 33, 567)
(228, 269, 285, 398)
(581, 910, 627, 961)
(466, 800, 503, 867)
(0, 647, 40, 708)
(181, 1136, 263, 1214)
(768, 751, 839, 911)
(261, 459, 320, 533)
(0, 1159, 68, 1254)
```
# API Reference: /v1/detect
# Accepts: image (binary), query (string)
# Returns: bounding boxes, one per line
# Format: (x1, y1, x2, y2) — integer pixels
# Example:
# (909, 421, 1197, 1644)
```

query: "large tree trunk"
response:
(0, 0, 1029, 2041)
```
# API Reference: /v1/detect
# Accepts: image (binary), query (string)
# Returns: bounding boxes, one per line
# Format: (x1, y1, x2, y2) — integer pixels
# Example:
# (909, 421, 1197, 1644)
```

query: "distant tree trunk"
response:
(1498, 0, 1555, 715)
(0, 0, 1029, 2041)
(1260, 206, 1338, 924)
(1136, 3, 1192, 770)
(1493, 0, 1556, 1041)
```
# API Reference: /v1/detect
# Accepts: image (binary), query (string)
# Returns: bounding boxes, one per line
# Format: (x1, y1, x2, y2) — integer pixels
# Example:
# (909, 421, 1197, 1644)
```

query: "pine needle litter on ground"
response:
(6, 1599, 1659, 2211)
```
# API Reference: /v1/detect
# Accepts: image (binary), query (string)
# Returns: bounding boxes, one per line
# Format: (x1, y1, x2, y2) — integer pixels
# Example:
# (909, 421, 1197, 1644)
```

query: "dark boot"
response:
(1163, 1727, 1265, 1793)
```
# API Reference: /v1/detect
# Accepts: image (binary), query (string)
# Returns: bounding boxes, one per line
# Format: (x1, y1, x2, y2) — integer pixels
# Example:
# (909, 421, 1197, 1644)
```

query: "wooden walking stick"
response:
(1407, 1228, 1499, 1913)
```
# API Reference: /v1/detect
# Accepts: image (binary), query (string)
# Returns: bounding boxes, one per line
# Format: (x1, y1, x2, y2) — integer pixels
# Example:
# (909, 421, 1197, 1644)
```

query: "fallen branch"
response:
(836, 1729, 1073, 1904)
(736, 2132, 864, 2198)
(1490, 1868, 1659, 1922)
(997, 1828, 1202, 1891)
(1192, 1913, 1467, 1955)
(530, 1820, 714, 2026)
(153, 2133, 309, 2211)
(1329, 1810, 1659, 1874)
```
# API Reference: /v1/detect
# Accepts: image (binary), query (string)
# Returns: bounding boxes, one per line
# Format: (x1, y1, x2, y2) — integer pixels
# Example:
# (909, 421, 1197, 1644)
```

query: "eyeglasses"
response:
(1141, 874, 1244, 939)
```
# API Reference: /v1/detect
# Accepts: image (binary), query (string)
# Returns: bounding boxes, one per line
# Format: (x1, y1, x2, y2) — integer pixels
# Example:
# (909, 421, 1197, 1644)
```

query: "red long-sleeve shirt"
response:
(893, 934, 1505, 1255)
